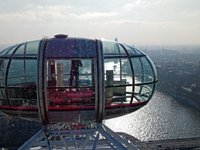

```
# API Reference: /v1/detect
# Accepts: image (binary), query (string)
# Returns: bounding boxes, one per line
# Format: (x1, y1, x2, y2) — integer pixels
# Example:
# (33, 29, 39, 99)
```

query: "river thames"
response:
(105, 91, 200, 141)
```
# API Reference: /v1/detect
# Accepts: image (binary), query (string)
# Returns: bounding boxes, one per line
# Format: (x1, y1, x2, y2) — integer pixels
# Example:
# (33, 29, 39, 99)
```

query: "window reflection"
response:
(0, 59, 8, 86)
(134, 84, 154, 101)
(14, 44, 25, 56)
(131, 58, 143, 84)
(47, 59, 95, 107)
(0, 88, 7, 106)
(8, 87, 37, 106)
(0, 45, 17, 57)
(6, 40, 39, 107)
(26, 40, 40, 55)
(7, 59, 37, 106)
(103, 40, 156, 113)
(8, 60, 24, 86)
(103, 41, 126, 56)
(141, 57, 154, 82)
(104, 58, 133, 104)
(47, 59, 93, 87)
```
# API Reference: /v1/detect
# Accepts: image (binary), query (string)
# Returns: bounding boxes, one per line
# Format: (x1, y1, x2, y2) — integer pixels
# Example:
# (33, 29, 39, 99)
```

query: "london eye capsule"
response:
(0, 35, 157, 124)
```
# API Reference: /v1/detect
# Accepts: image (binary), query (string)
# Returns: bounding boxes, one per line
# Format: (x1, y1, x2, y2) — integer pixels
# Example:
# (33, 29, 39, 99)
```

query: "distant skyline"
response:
(0, 0, 200, 46)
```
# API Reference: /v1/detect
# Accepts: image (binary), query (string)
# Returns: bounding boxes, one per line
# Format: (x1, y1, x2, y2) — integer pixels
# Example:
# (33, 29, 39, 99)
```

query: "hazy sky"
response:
(0, 0, 199, 46)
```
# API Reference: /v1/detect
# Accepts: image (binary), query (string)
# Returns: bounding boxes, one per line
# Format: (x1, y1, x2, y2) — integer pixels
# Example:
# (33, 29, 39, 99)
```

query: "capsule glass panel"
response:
(104, 58, 133, 103)
(102, 40, 157, 119)
(0, 59, 9, 86)
(134, 84, 154, 101)
(141, 57, 154, 82)
(0, 49, 10, 106)
(103, 41, 136, 118)
(0, 88, 7, 106)
(45, 38, 97, 123)
(0, 40, 39, 119)
(131, 51, 156, 102)
(26, 41, 40, 55)
(131, 57, 143, 84)
(102, 41, 127, 56)
(0, 45, 17, 57)
(14, 44, 25, 56)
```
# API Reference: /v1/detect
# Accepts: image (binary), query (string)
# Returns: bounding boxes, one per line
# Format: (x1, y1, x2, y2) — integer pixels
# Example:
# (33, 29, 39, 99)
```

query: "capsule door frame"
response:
(37, 39, 105, 124)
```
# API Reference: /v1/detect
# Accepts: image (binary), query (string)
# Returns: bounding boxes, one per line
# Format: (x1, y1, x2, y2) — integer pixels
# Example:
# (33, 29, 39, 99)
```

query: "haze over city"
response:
(0, 0, 199, 46)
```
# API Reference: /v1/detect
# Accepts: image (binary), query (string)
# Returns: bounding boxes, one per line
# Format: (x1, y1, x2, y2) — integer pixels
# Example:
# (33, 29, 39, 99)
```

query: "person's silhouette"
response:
(69, 60, 82, 87)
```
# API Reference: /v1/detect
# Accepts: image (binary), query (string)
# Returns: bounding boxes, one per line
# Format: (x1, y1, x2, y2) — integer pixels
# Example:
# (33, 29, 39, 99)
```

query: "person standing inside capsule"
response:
(69, 59, 82, 87)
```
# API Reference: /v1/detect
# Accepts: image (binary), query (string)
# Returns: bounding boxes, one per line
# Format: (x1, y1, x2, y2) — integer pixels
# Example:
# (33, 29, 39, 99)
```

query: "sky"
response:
(0, 0, 200, 46)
